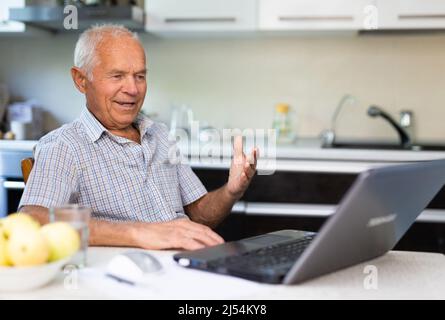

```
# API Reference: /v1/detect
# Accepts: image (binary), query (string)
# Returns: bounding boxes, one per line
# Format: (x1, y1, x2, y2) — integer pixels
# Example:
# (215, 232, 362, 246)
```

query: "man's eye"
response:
(136, 75, 146, 81)
(112, 75, 122, 79)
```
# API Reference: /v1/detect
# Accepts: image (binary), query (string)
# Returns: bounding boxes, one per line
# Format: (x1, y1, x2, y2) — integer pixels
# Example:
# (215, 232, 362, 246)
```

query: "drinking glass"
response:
(50, 204, 91, 268)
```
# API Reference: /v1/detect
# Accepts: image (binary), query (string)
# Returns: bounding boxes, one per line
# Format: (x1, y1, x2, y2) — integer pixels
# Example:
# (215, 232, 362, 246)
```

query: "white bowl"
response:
(0, 257, 71, 292)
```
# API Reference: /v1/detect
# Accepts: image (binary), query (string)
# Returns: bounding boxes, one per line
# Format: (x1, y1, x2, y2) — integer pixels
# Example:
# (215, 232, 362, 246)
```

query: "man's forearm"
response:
(89, 219, 140, 247)
(19, 205, 138, 247)
(185, 184, 240, 228)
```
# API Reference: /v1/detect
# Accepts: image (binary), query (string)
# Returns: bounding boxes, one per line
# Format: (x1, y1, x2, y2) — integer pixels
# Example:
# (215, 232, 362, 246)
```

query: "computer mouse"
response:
(106, 250, 163, 285)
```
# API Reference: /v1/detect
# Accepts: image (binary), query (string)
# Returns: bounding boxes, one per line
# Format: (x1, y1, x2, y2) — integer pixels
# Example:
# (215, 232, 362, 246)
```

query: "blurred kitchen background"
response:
(2, 0, 445, 142)
(2, 0, 445, 252)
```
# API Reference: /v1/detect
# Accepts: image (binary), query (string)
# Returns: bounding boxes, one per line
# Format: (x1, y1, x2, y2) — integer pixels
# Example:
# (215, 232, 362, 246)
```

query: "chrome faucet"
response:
(367, 105, 411, 148)
(321, 94, 357, 147)
(400, 110, 414, 141)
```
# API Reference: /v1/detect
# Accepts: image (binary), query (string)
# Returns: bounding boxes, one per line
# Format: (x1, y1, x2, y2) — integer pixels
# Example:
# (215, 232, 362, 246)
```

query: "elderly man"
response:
(19, 25, 258, 251)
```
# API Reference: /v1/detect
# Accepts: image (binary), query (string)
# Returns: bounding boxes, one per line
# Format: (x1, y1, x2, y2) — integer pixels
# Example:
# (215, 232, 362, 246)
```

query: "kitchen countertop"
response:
(177, 138, 445, 162)
(2, 138, 445, 174)
(0, 247, 444, 299)
(0, 140, 37, 152)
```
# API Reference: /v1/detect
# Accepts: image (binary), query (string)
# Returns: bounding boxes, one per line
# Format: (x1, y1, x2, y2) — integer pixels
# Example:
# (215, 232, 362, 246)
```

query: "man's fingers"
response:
(246, 148, 255, 165)
(176, 219, 224, 245)
(253, 147, 259, 166)
(236, 172, 249, 189)
(184, 229, 221, 247)
(208, 229, 225, 244)
(244, 153, 257, 180)
(244, 147, 258, 171)
(233, 136, 244, 161)
(246, 153, 257, 169)
(188, 221, 224, 242)
(243, 165, 255, 180)
(188, 221, 225, 244)
(181, 238, 206, 251)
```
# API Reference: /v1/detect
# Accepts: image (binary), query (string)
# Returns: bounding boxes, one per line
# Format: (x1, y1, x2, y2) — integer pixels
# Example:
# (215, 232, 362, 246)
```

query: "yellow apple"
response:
(6, 228, 49, 266)
(0, 213, 40, 239)
(0, 228, 10, 267)
(41, 222, 80, 262)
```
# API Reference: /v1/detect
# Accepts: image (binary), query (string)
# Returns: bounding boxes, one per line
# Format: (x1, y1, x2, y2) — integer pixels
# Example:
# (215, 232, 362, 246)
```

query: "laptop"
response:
(174, 159, 445, 284)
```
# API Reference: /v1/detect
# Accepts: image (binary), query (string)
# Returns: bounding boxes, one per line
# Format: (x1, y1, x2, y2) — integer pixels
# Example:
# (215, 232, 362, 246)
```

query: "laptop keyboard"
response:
(207, 234, 316, 273)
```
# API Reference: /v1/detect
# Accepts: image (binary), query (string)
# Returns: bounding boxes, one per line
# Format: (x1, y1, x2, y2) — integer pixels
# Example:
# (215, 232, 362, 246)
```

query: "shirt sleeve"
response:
(18, 139, 79, 211)
(177, 164, 207, 206)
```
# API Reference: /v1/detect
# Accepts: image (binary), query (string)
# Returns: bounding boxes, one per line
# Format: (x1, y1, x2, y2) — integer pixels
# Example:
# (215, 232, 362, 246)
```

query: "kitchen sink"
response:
(323, 141, 445, 151)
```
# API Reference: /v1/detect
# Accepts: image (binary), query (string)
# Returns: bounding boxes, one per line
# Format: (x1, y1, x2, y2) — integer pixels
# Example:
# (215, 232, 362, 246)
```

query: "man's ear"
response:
(71, 67, 88, 94)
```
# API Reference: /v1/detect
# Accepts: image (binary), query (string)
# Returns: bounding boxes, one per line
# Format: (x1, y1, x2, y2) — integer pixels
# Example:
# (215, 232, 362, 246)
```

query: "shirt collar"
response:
(80, 107, 155, 143)
(134, 112, 155, 138)
(80, 107, 106, 143)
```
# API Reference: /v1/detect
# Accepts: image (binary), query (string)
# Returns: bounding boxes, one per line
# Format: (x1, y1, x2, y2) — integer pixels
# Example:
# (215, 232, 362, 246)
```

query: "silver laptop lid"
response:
(285, 159, 445, 284)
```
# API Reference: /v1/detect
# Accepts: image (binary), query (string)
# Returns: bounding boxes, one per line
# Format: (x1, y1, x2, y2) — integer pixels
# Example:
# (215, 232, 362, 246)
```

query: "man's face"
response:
(84, 35, 147, 131)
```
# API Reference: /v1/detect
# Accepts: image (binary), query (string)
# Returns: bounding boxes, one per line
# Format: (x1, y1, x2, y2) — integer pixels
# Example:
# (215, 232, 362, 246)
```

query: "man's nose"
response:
(122, 76, 138, 96)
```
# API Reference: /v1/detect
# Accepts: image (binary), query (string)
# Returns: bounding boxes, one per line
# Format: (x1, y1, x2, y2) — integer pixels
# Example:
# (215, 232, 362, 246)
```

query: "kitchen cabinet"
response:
(0, 149, 32, 217)
(378, 0, 445, 29)
(258, 0, 375, 31)
(216, 213, 445, 253)
(193, 167, 445, 210)
(194, 167, 445, 252)
(144, 0, 445, 35)
(145, 0, 257, 33)
(0, 0, 25, 33)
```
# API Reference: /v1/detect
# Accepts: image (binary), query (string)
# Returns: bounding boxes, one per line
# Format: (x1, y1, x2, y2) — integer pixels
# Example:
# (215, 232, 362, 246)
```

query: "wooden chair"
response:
(21, 157, 34, 185)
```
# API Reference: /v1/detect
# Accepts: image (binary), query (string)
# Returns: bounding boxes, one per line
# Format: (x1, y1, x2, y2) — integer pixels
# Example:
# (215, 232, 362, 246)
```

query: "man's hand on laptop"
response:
(133, 218, 225, 251)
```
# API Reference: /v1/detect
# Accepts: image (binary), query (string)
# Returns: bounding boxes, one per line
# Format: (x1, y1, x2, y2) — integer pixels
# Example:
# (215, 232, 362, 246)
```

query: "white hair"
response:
(74, 24, 140, 80)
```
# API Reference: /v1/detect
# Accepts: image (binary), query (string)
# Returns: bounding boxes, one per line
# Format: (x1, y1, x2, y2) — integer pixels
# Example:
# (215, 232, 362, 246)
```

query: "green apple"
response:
(41, 222, 80, 262)
(0, 213, 40, 239)
(6, 228, 49, 266)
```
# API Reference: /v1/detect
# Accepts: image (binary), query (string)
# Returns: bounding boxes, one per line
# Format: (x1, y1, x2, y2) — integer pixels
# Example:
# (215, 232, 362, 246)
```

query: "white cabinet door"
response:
(259, 0, 376, 31)
(378, 0, 445, 29)
(0, 0, 25, 33)
(145, 0, 257, 32)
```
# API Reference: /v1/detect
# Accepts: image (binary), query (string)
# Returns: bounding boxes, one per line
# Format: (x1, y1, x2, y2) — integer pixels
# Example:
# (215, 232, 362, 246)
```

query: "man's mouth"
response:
(114, 101, 137, 108)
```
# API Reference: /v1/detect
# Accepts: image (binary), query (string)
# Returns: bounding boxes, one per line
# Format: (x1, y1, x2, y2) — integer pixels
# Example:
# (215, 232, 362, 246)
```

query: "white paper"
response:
(79, 255, 269, 300)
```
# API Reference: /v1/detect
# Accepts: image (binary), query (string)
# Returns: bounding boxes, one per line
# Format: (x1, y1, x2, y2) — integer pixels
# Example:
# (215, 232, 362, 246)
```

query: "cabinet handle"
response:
(3, 181, 25, 190)
(242, 202, 445, 223)
(278, 15, 354, 22)
(245, 203, 336, 217)
(398, 14, 445, 20)
(232, 201, 246, 213)
(164, 17, 237, 23)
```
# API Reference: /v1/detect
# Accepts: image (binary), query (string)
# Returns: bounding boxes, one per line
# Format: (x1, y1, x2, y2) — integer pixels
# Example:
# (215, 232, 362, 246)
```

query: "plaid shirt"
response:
(19, 107, 207, 222)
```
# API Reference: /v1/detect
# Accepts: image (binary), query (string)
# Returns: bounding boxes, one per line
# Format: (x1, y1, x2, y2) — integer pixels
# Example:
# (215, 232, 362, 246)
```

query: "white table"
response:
(1, 247, 444, 300)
